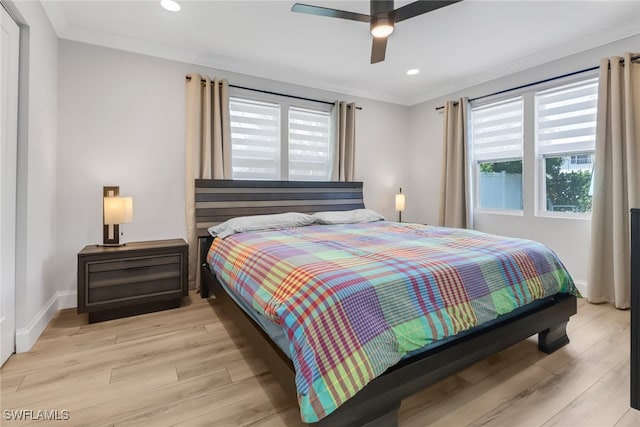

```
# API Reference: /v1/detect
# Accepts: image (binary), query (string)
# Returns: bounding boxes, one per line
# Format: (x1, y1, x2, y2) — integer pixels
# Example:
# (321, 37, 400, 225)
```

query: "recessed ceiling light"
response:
(406, 69, 420, 76)
(161, 0, 181, 12)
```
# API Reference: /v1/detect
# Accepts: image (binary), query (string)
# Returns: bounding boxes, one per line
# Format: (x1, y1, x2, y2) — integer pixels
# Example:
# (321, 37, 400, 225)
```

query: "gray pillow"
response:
(208, 212, 315, 239)
(312, 209, 385, 225)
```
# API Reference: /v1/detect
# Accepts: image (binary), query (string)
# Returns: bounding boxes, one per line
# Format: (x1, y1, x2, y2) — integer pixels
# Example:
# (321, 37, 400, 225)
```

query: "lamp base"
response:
(99, 243, 127, 248)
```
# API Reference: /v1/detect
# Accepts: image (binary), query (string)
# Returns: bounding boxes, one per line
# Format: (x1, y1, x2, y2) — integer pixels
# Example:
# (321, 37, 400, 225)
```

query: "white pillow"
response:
(208, 212, 315, 239)
(312, 209, 385, 225)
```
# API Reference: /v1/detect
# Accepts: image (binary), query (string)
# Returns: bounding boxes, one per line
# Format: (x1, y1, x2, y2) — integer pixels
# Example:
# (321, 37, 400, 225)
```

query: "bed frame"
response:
(195, 179, 577, 427)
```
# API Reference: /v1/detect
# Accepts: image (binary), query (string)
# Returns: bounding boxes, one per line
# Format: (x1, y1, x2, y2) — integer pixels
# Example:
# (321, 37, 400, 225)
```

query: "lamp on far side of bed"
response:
(103, 186, 133, 246)
(395, 188, 405, 223)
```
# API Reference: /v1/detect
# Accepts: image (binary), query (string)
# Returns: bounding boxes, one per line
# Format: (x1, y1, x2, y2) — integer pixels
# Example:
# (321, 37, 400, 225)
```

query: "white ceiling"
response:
(41, 0, 640, 106)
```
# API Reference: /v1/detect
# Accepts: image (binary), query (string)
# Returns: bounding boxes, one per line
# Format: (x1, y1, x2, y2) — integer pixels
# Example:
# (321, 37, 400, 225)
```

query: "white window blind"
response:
(229, 97, 281, 180)
(288, 107, 331, 181)
(471, 97, 523, 161)
(536, 78, 598, 155)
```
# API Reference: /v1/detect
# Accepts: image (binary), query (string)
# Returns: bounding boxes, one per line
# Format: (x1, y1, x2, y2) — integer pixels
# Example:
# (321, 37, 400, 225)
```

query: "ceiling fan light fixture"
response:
(160, 0, 181, 12)
(291, 0, 462, 64)
(371, 17, 394, 38)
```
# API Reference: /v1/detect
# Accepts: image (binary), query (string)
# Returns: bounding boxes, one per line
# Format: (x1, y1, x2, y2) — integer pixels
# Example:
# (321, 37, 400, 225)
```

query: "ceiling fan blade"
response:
(395, 0, 462, 23)
(291, 3, 370, 23)
(371, 36, 388, 64)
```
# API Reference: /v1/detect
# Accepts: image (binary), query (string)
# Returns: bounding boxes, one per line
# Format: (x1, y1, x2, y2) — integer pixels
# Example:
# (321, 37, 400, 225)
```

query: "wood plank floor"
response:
(0, 293, 636, 426)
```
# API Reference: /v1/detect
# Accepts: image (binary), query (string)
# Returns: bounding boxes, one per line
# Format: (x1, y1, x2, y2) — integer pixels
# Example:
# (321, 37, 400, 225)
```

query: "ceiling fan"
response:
(292, 0, 462, 64)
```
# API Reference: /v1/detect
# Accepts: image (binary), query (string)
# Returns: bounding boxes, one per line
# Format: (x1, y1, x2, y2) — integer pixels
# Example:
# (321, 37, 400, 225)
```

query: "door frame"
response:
(1, 3, 20, 366)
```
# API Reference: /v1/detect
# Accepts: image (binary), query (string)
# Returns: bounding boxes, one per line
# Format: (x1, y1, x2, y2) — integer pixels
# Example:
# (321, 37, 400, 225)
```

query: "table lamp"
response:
(103, 186, 133, 246)
(395, 187, 405, 222)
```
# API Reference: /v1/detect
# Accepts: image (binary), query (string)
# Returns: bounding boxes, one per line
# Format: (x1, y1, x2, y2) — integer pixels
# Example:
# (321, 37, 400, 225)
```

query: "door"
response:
(1, 4, 20, 367)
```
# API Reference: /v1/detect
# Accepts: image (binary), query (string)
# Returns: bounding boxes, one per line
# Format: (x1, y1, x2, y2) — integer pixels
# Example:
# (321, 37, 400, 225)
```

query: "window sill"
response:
(474, 209, 524, 217)
(536, 211, 591, 220)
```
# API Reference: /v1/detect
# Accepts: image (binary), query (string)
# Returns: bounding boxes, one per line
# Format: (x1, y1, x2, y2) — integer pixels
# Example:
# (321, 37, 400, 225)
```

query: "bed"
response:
(195, 179, 578, 427)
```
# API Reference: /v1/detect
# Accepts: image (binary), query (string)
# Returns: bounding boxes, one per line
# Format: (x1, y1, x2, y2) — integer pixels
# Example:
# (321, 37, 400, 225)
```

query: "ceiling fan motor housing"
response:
(370, 0, 395, 15)
(370, 1, 396, 38)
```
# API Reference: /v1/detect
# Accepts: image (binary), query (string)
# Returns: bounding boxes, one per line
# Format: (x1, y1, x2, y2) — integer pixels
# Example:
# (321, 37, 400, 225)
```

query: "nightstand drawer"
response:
(89, 277, 181, 304)
(86, 255, 182, 304)
(88, 254, 181, 274)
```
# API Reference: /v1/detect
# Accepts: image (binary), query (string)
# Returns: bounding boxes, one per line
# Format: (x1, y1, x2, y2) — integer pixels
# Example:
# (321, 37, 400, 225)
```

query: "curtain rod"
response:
(435, 54, 640, 111)
(185, 75, 362, 110)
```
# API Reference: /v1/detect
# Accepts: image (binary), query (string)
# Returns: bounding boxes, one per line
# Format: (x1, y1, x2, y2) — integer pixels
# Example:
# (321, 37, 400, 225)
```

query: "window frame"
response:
(468, 73, 598, 221)
(537, 152, 594, 219)
(229, 97, 282, 180)
(473, 158, 525, 216)
(288, 105, 333, 181)
(228, 87, 333, 181)
(470, 96, 525, 214)
(534, 76, 598, 219)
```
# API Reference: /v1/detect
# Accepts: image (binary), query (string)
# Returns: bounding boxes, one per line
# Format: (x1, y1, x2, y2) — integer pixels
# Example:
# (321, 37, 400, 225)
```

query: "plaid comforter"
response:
(207, 222, 577, 422)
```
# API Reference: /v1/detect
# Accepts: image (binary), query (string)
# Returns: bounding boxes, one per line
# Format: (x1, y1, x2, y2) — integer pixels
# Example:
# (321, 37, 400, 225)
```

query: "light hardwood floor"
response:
(1, 293, 637, 426)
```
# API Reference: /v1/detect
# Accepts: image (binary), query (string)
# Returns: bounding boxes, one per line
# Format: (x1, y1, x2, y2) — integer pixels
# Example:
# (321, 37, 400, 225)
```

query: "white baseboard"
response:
(15, 293, 58, 352)
(15, 289, 77, 353)
(56, 289, 77, 310)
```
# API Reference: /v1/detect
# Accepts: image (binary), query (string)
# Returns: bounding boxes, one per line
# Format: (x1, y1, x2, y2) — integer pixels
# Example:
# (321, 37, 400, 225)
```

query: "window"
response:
(229, 98, 281, 180)
(229, 97, 333, 180)
(536, 78, 598, 214)
(469, 76, 598, 218)
(288, 107, 332, 181)
(471, 97, 524, 211)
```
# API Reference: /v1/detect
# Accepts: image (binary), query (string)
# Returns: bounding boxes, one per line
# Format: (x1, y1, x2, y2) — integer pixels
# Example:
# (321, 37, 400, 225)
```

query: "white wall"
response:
(56, 40, 410, 300)
(4, 0, 60, 351)
(405, 34, 640, 290)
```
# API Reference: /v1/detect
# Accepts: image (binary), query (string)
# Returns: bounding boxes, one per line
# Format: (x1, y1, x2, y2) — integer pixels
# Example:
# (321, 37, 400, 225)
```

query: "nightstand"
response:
(77, 239, 188, 323)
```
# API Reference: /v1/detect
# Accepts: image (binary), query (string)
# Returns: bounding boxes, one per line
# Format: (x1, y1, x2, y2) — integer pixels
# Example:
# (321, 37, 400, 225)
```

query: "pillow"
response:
(312, 209, 385, 225)
(208, 212, 315, 239)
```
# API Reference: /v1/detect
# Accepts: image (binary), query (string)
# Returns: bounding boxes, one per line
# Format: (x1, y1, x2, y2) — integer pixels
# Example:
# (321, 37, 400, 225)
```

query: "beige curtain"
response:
(439, 98, 471, 228)
(588, 52, 640, 308)
(185, 73, 232, 288)
(332, 101, 356, 181)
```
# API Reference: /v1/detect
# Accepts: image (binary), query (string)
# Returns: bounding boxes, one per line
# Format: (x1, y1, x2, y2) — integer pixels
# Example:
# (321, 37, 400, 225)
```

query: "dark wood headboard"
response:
(194, 180, 365, 274)
(194, 179, 365, 238)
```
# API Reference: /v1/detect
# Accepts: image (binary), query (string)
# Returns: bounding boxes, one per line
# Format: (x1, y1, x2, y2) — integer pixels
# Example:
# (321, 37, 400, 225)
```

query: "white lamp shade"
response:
(395, 193, 405, 212)
(104, 196, 133, 225)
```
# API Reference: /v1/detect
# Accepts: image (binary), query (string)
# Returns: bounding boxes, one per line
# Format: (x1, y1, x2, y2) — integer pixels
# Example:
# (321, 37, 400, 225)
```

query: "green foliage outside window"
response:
(479, 160, 522, 174)
(545, 156, 593, 213)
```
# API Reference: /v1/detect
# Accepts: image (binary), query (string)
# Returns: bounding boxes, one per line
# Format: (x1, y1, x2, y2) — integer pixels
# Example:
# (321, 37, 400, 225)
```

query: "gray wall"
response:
(56, 40, 411, 301)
